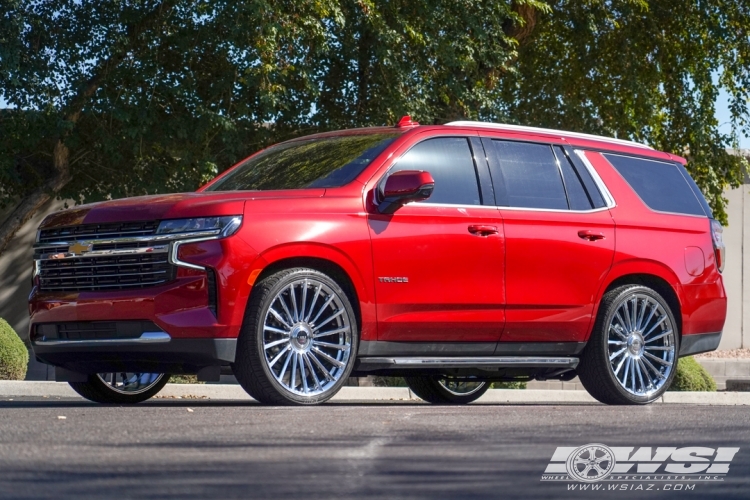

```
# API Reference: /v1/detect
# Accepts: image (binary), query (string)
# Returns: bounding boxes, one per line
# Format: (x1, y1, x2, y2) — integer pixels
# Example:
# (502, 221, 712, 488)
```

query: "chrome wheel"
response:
(261, 278, 352, 397)
(95, 373, 166, 395)
(437, 377, 486, 396)
(607, 293, 675, 397)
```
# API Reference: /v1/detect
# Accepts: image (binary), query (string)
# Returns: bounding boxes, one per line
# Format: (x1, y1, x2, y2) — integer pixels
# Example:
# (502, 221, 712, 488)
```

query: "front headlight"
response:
(157, 216, 242, 238)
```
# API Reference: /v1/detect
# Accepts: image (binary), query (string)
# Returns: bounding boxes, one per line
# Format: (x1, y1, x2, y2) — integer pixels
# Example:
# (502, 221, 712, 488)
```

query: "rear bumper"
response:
(32, 335, 237, 374)
(679, 331, 722, 357)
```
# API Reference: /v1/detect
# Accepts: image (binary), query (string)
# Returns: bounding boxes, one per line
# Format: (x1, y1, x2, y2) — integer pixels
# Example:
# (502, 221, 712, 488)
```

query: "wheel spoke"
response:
(276, 293, 295, 326)
(309, 295, 335, 324)
(290, 352, 298, 391)
(630, 298, 637, 332)
(645, 329, 672, 343)
(644, 346, 674, 351)
(303, 353, 321, 391)
(313, 308, 344, 331)
(300, 280, 308, 322)
(264, 338, 290, 350)
(309, 351, 335, 382)
(636, 298, 647, 330)
(634, 356, 646, 393)
(641, 303, 658, 333)
(638, 358, 655, 389)
(608, 340, 626, 345)
(314, 326, 350, 339)
(609, 348, 627, 361)
(299, 353, 309, 393)
(644, 315, 667, 337)
(630, 355, 636, 392)
(312, 347, 346, 368)
(613, 354, 628, 376)
(305, 284, 322, 322)
(621, 357, 631, 386)
(268, 346, 290, 368)
(264, 325, 290, 336)
(619, 305, 633, 332)
(289, 284, 300, 322)
(312, 340, 350, 351)
(609, 324, 628, 341)
(268, 307, 291, 329)
(644, 351, 672, 366)
(278, 349, 294, 381)
(641, 356, 665, 380)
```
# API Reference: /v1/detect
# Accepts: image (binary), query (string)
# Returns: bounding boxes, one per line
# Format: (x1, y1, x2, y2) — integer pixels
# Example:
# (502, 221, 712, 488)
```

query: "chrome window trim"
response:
(497, 205, 611, 214)
(360, 356, 579, 368)
(573, 150, 617, 208)
(33, 331, 171, 346)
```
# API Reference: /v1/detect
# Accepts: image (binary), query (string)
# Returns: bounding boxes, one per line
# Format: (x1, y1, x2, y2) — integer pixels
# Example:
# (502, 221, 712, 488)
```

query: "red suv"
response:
(29, 118, 727, 406)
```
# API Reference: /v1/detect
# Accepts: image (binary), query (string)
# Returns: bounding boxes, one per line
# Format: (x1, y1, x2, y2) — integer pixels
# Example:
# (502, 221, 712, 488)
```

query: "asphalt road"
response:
(0, 398, 748, 499)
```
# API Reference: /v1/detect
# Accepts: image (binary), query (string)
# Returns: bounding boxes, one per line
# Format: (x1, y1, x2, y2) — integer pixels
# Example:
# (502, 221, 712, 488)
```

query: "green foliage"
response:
(491, 381, 527, 389)
(0, 1, 748, 222)
(169, 375, 202, 384)
(0, 318, 28, 380)
(669, 356, 716, 392)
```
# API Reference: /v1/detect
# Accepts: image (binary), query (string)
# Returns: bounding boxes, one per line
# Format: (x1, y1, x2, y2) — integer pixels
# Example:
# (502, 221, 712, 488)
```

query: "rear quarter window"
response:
(602, 153, 707, 216)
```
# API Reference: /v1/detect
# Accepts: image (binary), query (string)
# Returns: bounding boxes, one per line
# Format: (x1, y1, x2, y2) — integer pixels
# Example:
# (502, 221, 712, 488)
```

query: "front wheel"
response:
(69, 372, 169, 404)
(233, 267, 359, 405)
(405, 375, 489, 404)
(578, 285, 679, 405)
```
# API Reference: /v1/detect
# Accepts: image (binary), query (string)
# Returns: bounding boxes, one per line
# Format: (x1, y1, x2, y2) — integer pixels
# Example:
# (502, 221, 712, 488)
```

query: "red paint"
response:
(29, 124, 727, 350)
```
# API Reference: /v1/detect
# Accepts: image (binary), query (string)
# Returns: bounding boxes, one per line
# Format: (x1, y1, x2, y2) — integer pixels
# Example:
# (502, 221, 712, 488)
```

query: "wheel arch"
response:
(592, 263, 684, 343)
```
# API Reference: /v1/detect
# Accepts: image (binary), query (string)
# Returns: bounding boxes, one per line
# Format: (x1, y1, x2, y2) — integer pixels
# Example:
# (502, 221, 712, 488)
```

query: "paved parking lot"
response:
(0, 398, 748, 499)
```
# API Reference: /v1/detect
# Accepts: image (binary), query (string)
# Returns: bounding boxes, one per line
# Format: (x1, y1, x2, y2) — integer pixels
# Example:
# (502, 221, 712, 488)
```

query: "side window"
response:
(603, 154, 706, 216)
(553, 146, 594, 210)
(491, 140, 568, 210)
(390, 137, 481, 205)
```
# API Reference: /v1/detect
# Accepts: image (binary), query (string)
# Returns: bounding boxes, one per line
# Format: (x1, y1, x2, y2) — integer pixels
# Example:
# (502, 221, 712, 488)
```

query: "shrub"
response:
(169, 375, 202, 384)
(491, 381, 527, 389)
(669, 356, 716, 392)
(0, 319, 28, 380)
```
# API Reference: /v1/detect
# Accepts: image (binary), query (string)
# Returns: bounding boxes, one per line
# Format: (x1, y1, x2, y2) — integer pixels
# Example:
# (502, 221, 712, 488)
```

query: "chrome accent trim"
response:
(573, 150, 617, 208)
(33, 331, 171, 346)
(169, 236, 219, 271)
(36, 245, 170, 261)
(359, 356, 579, 368)
(445, 121, 654, 150)
(33, 230, 222, 250)
(496, 205, 610, 214)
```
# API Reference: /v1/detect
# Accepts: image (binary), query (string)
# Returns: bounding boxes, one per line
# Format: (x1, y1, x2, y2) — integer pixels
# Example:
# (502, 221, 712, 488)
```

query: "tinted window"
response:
(603, 154, 706, 216)
(554, 146, 593, 210)
(206, 133, 399, 191)
(390, 137, 481, 205)
(492, 141, 568, 209)
(567, 148, 607, 208)
(679, 164, 714, 218)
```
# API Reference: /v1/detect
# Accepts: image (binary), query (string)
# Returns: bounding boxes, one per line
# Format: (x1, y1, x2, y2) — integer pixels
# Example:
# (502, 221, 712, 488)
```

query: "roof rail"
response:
(445, 121, 653, 150)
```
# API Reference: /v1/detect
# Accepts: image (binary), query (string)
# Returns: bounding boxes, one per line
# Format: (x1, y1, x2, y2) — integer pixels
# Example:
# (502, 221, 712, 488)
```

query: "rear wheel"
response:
(233, 268, 359, 405)
(69, 372, 169, 404)
(405, 375, 489, 404)
(578, 285, 678, 405)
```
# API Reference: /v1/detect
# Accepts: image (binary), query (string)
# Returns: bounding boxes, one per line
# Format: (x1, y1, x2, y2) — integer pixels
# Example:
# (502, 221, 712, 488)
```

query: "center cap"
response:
(291, 324, 313, 351)
(627, 332, 644, 355)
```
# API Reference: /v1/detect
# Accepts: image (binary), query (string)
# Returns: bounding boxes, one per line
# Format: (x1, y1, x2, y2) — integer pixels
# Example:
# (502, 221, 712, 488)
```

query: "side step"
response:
(356, 356, 579, 371)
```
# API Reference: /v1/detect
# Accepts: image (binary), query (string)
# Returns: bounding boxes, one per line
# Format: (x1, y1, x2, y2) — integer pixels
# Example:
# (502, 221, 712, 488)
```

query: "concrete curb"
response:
(1, 382, 750, 404)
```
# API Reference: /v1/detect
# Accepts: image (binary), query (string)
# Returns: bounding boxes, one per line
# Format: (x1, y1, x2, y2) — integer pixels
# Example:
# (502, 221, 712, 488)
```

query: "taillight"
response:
(710, 219, 725, 273)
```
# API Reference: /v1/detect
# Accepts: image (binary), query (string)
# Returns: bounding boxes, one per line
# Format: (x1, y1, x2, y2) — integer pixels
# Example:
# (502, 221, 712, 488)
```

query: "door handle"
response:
(578, 230, 605, 241)
(468, 225, 499, 236)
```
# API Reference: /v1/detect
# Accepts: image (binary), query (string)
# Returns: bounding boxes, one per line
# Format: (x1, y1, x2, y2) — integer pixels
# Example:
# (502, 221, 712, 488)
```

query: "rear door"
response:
(483, 137, 615, 343)
(368, 135, 505, 343)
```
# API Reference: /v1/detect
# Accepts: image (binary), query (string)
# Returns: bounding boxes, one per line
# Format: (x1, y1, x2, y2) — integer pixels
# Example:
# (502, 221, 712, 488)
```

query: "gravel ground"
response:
(695, 348, 750, 359)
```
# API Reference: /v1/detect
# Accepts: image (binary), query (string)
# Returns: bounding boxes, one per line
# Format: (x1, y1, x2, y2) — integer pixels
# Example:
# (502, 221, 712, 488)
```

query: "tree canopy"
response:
(0, 0, 748, 253)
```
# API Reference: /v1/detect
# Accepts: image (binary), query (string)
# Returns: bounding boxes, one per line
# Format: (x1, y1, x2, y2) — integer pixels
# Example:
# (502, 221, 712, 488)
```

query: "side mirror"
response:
(378, 170, 435, 214)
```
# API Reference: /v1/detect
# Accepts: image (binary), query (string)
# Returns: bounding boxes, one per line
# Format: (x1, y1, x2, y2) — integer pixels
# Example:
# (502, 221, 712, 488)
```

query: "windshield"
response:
(205, 133, 400, 191)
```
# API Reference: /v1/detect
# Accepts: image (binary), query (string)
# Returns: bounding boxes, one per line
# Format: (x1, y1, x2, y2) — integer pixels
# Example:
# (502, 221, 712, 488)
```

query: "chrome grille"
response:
(34, 220, 177, 293)
(38, 221, 159, 243)
(38, 252, 174, 292)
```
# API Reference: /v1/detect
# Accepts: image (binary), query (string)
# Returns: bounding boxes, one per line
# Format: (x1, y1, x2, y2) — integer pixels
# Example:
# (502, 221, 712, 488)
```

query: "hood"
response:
(39, 189, 325, 229)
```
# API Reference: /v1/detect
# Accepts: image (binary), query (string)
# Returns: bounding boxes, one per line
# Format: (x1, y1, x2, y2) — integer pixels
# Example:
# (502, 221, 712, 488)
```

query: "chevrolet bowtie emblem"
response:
(68, 242, 93, 255)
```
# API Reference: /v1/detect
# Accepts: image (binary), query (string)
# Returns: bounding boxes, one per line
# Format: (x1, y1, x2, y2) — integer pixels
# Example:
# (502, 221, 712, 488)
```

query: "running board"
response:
(355, 356, 579, 371)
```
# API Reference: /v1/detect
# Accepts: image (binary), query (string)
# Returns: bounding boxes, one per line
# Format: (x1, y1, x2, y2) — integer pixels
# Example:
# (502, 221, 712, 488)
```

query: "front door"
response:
(368, 136, 505, 342)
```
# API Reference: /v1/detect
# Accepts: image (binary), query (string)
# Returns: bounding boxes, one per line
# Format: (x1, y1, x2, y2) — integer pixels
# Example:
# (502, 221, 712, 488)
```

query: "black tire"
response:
(69, 373, 170, 404)
(405, 375, 489, 404)
(233, 267, 359, 405)
(578, 285, 680, 405)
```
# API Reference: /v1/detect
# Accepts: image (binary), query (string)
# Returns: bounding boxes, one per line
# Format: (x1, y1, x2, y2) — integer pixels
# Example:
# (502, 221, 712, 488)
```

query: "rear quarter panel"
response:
(584, 150, 726, 336)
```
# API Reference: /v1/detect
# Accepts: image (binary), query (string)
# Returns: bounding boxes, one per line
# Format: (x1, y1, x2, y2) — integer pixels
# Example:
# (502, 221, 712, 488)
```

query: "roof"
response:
(445, 121, 653, 151)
